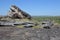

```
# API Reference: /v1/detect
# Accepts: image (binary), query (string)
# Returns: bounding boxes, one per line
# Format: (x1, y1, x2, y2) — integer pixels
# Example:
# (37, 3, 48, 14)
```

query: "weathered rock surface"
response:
(0, 27, 60, 40)
(8, 5, 31, 19)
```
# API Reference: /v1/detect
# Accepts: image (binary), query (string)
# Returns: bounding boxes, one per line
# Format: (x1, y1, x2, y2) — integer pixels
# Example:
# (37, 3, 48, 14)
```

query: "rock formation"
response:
(8, 5, 31, 19)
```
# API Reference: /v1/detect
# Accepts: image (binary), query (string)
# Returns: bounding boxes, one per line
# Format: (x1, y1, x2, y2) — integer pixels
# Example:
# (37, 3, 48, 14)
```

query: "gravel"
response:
(0, 27, 60, 40)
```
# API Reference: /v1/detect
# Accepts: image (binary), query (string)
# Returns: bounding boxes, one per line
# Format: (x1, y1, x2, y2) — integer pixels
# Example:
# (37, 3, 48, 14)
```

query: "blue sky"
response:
(0, 0, 60, 16)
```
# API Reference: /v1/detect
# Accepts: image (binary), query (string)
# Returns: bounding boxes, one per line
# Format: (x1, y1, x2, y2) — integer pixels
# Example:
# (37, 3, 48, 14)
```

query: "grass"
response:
(16, 25, 24, 28)
(32, 16, 60, 24)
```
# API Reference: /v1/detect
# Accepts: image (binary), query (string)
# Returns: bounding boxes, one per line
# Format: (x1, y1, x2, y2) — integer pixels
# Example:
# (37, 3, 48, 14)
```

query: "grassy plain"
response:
(32, 16, 60, 24)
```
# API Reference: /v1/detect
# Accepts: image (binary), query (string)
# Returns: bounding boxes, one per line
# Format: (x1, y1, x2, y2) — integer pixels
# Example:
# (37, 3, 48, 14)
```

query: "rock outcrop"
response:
(8, 5, 31, 19)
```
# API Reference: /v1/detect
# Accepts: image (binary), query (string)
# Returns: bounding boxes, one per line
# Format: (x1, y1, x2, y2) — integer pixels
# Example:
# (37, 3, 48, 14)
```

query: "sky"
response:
(0, 0, 60, 16)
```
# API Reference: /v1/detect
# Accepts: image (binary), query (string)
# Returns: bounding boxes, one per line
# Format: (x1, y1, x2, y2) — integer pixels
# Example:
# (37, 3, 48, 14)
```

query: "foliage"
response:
(32, 16, 60, 24)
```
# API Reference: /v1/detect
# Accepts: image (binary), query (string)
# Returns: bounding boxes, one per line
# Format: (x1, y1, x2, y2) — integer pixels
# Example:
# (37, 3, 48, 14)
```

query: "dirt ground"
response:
(0, 26, 60, 40)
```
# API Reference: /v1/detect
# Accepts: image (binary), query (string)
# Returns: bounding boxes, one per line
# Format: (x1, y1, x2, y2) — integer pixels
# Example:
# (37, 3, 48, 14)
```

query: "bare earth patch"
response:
(0, 26, 60, 40)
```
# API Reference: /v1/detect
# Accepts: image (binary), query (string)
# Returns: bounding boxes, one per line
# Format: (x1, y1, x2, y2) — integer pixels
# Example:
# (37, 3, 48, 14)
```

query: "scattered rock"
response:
(41, 20, 54, 29)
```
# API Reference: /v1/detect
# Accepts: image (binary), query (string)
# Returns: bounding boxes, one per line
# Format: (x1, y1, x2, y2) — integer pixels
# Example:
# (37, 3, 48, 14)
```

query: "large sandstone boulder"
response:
(8, 5, 31, 19)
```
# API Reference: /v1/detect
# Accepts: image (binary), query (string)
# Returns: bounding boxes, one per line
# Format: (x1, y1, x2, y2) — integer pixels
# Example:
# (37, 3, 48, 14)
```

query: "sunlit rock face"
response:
(8, 5, 31, 19)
